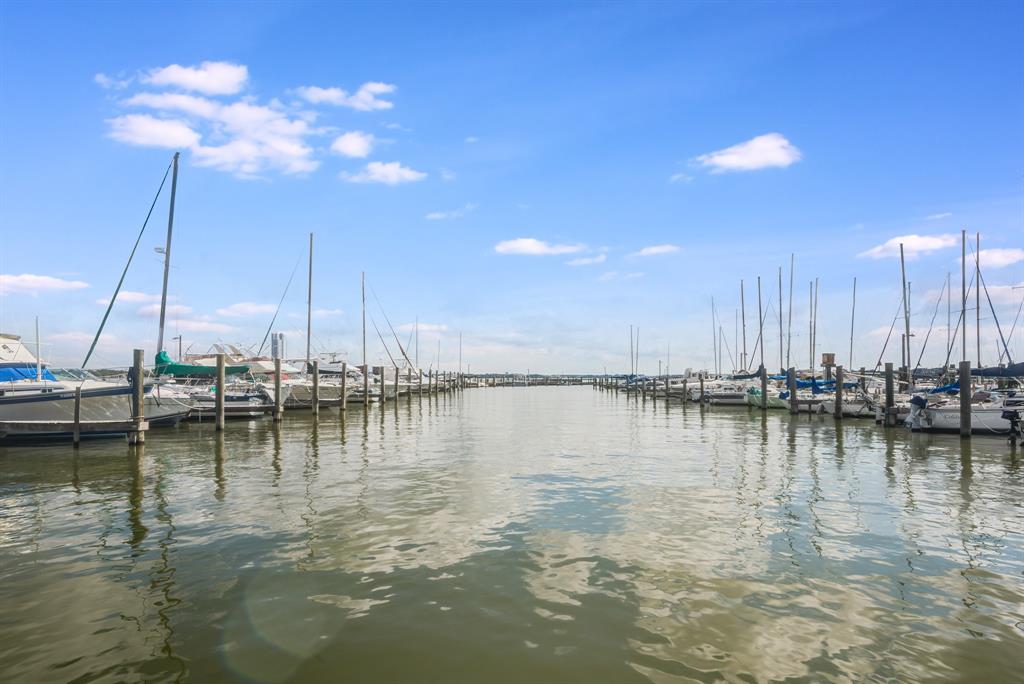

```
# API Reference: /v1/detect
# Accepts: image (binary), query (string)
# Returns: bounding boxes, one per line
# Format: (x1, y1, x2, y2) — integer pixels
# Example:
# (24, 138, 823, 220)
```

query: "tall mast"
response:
(848, 276, 857, 370)
(976, 231, 981, 367)
(961, 229, 967, 363)
(786, 254, 794, 369)
(459, 331, 462, 375)
(361, 271, 367, 398)
(740, 280, 747, 370)
(156, 151, 180, 354)
(778, 266, 783, 373)
(757, 276, 765, 372)
(711, 298, 717, 375)
(35, 317, 41, 381)
(622, 325, 630, 376)
(808, 281, 813, 372)
(305, 232, 313, 371)
(946, 272, 951, 361)
(635, 328, 640, 376)
(900, 243, 912, 386)
(415, 316, 419, 368)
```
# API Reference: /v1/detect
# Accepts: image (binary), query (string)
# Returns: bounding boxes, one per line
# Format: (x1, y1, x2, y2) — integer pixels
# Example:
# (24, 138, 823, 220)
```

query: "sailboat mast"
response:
(35, 317, 41, 381)
(362, 271, 368, 399)
(946, 272, 951, 360)
(976, 231, 981, 367)
(900, 243, 912, 386)
(786, 254, 794, 369)
(961, 229, 967, 363)
(306, 232, 313, 371)
(156, 151, 179, 354)
(848, 276, 857, 370)
(778, 267, 783, 373)
(415, 317, 419, 368)
(740, 280, 747, 370)
(757, 276, 765, 372)
(808, 281, 813, 372)
(629, 325, 634, 376)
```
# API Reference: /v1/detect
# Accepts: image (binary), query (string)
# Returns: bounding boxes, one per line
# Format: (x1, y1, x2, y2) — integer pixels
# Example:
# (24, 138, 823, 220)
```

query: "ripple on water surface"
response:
(1, 387, 1022, 683)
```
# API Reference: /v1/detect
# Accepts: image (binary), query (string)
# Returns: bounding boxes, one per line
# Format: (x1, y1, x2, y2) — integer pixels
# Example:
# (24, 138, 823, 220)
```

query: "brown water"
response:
(1, 387, 1022, 683)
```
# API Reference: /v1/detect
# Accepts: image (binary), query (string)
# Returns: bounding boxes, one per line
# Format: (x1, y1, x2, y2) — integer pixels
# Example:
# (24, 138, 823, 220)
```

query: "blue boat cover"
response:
(0, 364, 58, 382)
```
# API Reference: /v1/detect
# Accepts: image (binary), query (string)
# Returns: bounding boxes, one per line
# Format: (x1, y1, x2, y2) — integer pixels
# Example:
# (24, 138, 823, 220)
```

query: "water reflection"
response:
(0, 387, 1021, 682)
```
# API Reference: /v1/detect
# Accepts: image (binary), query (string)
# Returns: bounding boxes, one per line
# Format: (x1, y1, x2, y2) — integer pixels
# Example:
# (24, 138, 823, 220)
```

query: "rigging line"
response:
(999, 293, 1024, 365)
(976, 266, 1014, 365)
(368, 281, 415, 368)
(914, 277, 947, 371)
(942, 268, 977, 369)
(367, 311, 398, 367)
(83, 159, 173, 368)
(746, 293, 774, 371)
(720, 326, 736, 371)
(873, 299, 905, 371)
(257, 253, 303, 357)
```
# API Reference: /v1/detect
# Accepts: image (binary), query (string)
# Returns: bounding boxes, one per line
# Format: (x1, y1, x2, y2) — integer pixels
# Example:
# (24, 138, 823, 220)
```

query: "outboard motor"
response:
(1002, 409, 1022, 447)
(907, 395, 928, 431)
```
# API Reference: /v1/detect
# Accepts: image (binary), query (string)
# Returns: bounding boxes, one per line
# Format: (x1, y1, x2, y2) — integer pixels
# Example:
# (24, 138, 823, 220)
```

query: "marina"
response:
(1, 386, 1021, 682)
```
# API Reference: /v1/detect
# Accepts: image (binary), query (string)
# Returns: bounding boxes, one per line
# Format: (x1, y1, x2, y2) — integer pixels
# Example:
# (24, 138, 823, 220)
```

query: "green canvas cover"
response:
(154, 350, 250, 378)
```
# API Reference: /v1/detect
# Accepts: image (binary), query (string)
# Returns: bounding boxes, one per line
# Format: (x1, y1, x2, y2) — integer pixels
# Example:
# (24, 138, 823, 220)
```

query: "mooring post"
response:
(859, 367, 866, 392)
(418, 369, 423, 395)
(884, 362, 894, 427)
(274, 357, 283, 421)
(699, 373, 705, 404)
(340, 362, 348, 410)
(394, 366, 400, 403)
(959, 360, 971, 438)
(760, 364, 768, 411)
(652, 376, 658, 404)
(130, 348, 145, 445)
(788, 367, 797, 414)
(311, 360, 320, 416)
(216, 352, 226, 431)
(73, 386, 82, 447)
(834, 366, 844, 421)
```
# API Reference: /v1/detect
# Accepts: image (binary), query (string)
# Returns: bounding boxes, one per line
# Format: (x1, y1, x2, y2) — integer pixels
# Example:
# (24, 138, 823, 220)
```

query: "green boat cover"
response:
(154, 350, 250, 378)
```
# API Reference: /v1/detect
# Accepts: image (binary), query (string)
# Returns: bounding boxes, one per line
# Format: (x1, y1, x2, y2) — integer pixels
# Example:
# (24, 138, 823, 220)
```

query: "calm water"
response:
(1, 387, 1022, 683)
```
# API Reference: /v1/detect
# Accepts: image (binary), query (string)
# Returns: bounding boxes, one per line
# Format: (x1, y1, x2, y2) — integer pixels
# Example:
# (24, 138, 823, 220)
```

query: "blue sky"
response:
(1, 1, 1021, 373)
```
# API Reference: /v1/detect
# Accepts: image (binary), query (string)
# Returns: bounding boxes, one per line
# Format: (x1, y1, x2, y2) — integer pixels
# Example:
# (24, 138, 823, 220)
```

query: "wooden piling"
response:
(274, 357, 283, 421)
(834, 366, 843, 420)
(787, 367, 797, 414)
(760, 365, 768, 411)
(311, 360, 320, 415)
(340, 362, 348, 409)
(394, 366, 400, 403)
(216, 352, 226, 431)
(859, 367, 866, 392)
(884, 362, 894, 426)
(130, 349, 145, 445)
(73, 386, 82, 447)
(959, 360, 971, 437)
(699, 373, 704, 404)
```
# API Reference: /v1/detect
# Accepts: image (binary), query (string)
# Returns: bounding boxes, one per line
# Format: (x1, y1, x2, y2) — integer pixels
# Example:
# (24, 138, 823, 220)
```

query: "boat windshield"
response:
(49, 367, 101, 382)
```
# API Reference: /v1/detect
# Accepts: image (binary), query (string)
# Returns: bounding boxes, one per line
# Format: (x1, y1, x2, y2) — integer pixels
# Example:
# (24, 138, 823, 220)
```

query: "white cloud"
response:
(330, 131, 376, 158)
(383, 122, 410, 132)
(630, 244, 680, 257)
(440, 168, 456, 181)
(216, 302, 275, 317)
(1, 273, 90, 295)
(859, 234, 957, 259)
(137, 303, 192, 317)
(312, 308, 343, 318)
(425, 203, 477, 220)
(566, 254, 607, 266)
(142, 61, 248, 95)
(465, 136, 479, 143)
(965, 248, 1024, 269)
(294, 82, 396, 111)
(493, 238, 584, 256)
(669, 173, 692, 183)
(94, 73, 132, 90)
(695, 133, 801, 173)
(925, 212, 952, 221)
(341, 161, 426, 185)
(95, 291, 165, 305)
(112, 76, 319, 176)
(106, 114, 201, 148)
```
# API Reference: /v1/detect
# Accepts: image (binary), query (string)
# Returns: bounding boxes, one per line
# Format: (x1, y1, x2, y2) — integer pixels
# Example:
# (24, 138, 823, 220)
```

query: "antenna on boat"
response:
(156, 151, 180, 356)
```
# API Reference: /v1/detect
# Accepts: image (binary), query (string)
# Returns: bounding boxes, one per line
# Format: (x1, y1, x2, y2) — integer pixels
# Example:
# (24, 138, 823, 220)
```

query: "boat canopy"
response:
(154, 351, 250, 378)
(971, 362, 1024, 378)
(0, 363, 57, 382)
